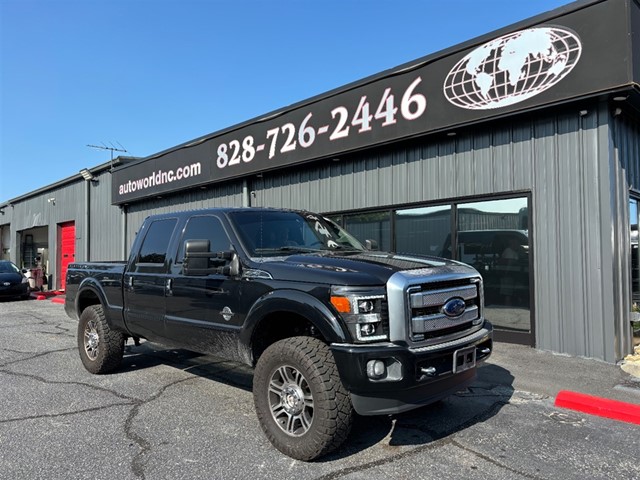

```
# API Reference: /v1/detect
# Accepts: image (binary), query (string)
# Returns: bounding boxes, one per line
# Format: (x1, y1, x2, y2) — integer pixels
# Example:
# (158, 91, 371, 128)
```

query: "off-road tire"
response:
(77, 305, 125, 374)
(253, 336, 353, 461)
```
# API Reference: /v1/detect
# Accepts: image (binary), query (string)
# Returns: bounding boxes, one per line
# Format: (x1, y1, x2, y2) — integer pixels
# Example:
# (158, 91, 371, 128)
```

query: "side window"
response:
(133, 218, 177, 272)
(176, 215, 230, 263)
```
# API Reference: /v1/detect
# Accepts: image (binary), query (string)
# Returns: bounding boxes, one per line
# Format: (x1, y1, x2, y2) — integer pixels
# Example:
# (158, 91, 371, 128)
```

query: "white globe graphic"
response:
(443, 27, 582, 110)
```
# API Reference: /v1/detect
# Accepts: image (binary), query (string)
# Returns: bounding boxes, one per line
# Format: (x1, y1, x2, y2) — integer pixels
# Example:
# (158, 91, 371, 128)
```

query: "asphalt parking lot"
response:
(1, 298, 638, 480)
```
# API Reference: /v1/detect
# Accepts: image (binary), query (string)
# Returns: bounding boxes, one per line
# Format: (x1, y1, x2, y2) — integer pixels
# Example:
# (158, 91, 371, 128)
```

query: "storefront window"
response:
(343, 211, 391, 251)
(395, 205, 452, 257)
(329, 195, 532, 339)
(458, 198, 530, 333)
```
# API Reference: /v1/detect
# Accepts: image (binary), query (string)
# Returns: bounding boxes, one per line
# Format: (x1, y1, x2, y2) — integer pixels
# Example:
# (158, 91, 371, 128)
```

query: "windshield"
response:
(0, 262, 20, 274)
(228, 210, 365, 257)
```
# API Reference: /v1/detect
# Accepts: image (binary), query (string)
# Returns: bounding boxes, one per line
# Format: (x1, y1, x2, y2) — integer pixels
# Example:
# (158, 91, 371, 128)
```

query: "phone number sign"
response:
(112, 68, 442, 204)
(214, 75, 426, 172)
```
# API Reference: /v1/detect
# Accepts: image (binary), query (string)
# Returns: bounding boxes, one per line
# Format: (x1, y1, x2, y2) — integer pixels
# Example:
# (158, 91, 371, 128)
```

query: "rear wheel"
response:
(77, 305, 125, 374)
(253, 336, 353, 461)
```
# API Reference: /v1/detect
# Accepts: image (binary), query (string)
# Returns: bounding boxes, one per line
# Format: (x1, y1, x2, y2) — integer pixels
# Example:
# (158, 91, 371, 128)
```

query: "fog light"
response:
(366, 360, 386, 380)
(360, 323, 376, 336)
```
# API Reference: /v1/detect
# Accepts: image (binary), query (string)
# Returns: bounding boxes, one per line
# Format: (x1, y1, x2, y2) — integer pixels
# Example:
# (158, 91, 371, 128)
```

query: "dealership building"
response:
(2, 0, 640, 363)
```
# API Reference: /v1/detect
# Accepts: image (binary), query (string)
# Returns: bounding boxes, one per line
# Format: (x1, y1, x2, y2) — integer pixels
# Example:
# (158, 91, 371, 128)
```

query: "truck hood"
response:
(248, 251, 477, 285)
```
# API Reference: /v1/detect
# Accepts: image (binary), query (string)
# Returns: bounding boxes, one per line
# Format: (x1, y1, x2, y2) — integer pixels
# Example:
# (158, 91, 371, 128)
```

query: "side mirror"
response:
(183, 239, 240, 276)
(365, 239, 379, 251)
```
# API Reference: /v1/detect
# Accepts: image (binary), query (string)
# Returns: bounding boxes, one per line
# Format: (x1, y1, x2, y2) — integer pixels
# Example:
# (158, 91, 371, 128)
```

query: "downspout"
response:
(242, 179, 251, 207)
(121, 205, 127, 260)
(85, 180, 90, 261)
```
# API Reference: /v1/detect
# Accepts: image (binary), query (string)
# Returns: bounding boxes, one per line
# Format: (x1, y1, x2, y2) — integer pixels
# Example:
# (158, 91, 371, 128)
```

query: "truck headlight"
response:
(330, 286, 388, 342)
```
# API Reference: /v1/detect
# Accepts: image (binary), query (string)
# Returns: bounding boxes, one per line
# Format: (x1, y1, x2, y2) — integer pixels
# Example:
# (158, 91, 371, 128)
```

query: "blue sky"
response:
(0, 0, 571, 203)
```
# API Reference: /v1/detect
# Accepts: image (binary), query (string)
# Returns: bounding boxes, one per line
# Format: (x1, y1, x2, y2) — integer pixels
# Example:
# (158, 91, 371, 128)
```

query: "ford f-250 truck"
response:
(65, 208, 493, 461)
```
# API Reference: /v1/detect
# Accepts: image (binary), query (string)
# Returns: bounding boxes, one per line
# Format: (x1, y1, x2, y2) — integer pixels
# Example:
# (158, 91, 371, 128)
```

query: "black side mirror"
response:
(365, 239, 379, 251)
(183, 239, 240, 276)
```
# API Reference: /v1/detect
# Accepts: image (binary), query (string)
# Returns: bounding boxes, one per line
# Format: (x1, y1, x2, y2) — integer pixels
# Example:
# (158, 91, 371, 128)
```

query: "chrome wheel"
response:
(268, 365, 314, 436)
(83, 319, 100, 361)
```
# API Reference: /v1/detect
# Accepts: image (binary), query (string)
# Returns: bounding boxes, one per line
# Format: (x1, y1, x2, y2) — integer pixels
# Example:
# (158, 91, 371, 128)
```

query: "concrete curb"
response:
(555, 390, 640, 425)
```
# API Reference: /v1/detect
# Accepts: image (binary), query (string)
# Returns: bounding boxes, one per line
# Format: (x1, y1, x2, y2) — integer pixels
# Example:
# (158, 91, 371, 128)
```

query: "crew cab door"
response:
(123, 217, 178, 342)
(165, 214, 243, 355)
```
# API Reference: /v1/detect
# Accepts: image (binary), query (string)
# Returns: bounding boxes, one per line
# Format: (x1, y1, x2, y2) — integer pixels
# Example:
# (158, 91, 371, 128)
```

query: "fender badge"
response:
(221, 306, 234, 322)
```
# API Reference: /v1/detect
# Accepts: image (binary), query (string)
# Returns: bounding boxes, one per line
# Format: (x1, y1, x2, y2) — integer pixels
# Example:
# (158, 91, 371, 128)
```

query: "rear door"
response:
(123, 217, 178, 342)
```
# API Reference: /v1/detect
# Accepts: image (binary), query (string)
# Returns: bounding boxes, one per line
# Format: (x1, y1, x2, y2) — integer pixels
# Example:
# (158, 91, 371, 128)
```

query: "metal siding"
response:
(611, 110, 640, 360)
(532, 107, 613, 361)
(8, 180, 86, 287)
(89, 171, 123, 261)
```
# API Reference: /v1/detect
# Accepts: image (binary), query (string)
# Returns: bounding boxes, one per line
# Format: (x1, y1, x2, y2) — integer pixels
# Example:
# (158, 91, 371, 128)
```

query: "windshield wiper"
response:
(276, 246, 324, 253)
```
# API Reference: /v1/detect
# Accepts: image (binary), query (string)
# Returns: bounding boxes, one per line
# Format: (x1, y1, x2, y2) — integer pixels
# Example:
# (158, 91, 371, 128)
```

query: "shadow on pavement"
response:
(117, 343, 514, 461)
(323, 364, 514, 460)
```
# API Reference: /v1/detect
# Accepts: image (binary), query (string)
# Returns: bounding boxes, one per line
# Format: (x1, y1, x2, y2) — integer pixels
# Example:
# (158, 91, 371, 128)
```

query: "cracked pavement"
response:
(0, 299, 638, 480)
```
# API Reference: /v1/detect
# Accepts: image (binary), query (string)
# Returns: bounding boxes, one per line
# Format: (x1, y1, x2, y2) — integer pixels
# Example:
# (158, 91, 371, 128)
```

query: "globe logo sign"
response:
(443, 27, 582, 110)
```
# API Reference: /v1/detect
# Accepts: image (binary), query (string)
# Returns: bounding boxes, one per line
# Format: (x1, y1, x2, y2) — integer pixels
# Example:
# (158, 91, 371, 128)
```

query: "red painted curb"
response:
(51, 297, 65, 304)
(555, 390, 640, 425)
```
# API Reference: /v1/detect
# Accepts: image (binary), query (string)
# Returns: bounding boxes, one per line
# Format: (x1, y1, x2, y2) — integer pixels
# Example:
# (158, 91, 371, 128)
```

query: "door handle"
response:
(166, 278, 173, 296)
(127, 276, 134, 289)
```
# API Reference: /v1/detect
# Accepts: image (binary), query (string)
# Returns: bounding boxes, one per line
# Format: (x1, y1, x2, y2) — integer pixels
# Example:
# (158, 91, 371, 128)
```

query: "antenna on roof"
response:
(87, 143, 128, 171)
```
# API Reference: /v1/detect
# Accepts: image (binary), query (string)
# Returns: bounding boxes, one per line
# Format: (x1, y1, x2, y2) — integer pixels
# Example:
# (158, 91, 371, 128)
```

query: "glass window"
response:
(396, 205, 452, 257)
(457, 198, 530, 333)
(176, 216, 230, 263)
(135, 218, 177, 269)
(343, 211, 391, 252)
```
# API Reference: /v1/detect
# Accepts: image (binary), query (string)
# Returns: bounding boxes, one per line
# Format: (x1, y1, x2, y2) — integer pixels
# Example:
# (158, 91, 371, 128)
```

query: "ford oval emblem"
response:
(442, 297, 466, 318)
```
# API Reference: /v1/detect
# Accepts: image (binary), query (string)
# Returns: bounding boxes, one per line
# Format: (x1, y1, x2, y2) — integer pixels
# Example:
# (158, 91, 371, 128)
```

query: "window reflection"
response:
(458, 198, 530, 333)
(329, 196, 532, 335)
(396, 205, 452, 258)
(343, 211, 391, 252)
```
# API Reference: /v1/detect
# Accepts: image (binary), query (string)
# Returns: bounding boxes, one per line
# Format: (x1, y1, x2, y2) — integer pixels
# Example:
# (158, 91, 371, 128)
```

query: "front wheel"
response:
(253, 336, 353, 461)
(77, 305, 125, 374)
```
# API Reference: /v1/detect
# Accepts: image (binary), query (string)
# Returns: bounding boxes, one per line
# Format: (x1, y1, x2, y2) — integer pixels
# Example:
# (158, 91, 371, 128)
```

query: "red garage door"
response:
(59, 222, 75, 291)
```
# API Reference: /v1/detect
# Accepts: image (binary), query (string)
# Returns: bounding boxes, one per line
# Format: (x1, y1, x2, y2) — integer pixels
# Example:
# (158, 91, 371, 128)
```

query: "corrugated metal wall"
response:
(611, 111, 640, 361)
(4, 179, 86, 289)
(89, 170, 124, 261)
(249, 101, 625, 361)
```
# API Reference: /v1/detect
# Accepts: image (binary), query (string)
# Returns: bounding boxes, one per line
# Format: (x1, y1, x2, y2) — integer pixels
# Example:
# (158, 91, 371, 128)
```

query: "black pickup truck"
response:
(65, 208, 492, 460)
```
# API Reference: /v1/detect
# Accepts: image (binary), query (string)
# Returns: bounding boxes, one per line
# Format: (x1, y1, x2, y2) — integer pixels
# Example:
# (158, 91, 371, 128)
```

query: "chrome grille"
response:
(410, 285, 477, 308)
(412, 306, 479, 333)
(409, 282, 480, 338)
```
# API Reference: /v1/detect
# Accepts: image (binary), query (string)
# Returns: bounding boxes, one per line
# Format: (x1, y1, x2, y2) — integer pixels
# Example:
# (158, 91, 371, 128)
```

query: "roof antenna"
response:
(87, 142, 128, 171)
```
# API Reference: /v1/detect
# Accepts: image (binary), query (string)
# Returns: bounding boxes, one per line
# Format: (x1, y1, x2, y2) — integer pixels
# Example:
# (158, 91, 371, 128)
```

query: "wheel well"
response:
(251, 311, 324, 365)
(77, 290, 101, 315)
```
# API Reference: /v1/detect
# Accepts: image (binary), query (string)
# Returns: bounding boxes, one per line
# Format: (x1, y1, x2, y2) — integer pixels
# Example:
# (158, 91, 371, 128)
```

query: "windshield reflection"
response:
(228, 210, 365, 257)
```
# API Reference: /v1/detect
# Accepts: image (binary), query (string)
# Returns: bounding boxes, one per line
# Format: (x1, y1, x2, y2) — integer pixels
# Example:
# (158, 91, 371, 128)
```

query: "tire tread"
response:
(253, 336, 353, 461)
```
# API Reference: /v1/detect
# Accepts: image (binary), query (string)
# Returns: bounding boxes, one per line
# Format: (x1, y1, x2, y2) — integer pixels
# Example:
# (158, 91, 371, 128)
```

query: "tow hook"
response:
(420, 366, 437, 376)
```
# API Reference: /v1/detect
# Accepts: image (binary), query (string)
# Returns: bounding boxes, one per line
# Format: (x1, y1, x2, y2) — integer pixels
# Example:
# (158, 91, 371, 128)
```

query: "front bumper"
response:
(0, 282, 29, 299)
(330, 322, 493, 415)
